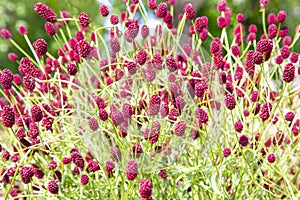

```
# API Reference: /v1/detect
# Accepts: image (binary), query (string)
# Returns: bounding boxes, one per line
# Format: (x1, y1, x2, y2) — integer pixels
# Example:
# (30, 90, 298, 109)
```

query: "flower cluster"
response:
(0, 0, 300, 199)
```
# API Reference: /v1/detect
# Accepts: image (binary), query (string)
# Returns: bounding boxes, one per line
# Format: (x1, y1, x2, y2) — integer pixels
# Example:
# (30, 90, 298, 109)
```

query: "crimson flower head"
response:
(148, 0, 157, 10)
(45, 22, 56, 36)
(0, 69, 13, 89)
(184, 3, 196, 20)
(34, 39, 48, 57)
(174, 120, 187, 136)
(0, 28, 11, 39)
(217, 0, 227, 12)
(99, 5, 109, 17)
(282, 63, 295, 83)
(224, 94, 236, 110)
(48, 180, 59, 194)
(34, 3, 57, 23)
(156, 2, 168, 18)
(267, 153, 276, 163)
(139, 179, 152, 199)
(18, 25, 28, 35)
(223, 148, 231, 157)
(277, 10, 287, 23)
(1, 106, 15, 128)
(78, 12, 91, 28)
(125, 160, 138, 181)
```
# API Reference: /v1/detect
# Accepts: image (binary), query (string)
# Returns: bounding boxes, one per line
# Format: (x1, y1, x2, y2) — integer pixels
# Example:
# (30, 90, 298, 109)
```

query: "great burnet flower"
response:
(34, 3, 57, 23)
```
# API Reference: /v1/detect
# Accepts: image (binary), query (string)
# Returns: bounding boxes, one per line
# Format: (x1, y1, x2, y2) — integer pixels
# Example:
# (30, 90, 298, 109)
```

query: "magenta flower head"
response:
(148, 0, 157, 10)
(174, 120, 187, 136)
(33, 39, 48, 57)
(110, 37, 121, 53)
(78, 12, 91, 28)
(156, 2, 168, 18)
(31, 105, 43, 122)
(105, 160, 115, 178)
(268, 24, 277, 38)
(0, 28, 11, 39)
(223, 147, 231, 157)
(110, 14, 119, 25)
(81, 174, 89, 185)
(224, 94, 236, 110)
(8, 52, 18, 62)
(88, 117, 99, 131)
(45, 22, 56, 36)
(125, 160, 138, 181)
(166, 55, 178, 72)
(34, 3, 57, 23)
(234, 121, 243, 132)
(280, 45, 290, 59)
(184, 3, 196, 20)
(277, 10, 287, 23)
(18, 25, 27, 35)
(0, 69, 13, 89)
(149, 94, 161, 116)
(236, 13, 244, 23)
(239, 134, 249, 146)
(77, 40, 91, 58)
(1, 106, 15, 128)
(20, 166, 34, 184)
(99, 5, 109, 17)
(194, 17, 204, 33)
(139, 179, 152, 199)
(141, 25, 149, 38)
(66, 62, 78, 76)
(248, 24, 257, 33)
(217, 0, 227, 12)
(48, 180, 59, 194)
(282, 63, 295, 83)
(136, 49, 148, 65)
(267, 153, 276, 163)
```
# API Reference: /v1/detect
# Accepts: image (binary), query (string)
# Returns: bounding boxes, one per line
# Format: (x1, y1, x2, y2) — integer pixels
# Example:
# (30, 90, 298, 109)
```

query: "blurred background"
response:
(0, 0, 299, 73)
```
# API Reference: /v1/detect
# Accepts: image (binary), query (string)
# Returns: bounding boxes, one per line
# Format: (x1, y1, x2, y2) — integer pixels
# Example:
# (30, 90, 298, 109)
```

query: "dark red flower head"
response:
(81, 174, 89, 185)
(105, 160, 115, 178)
(267, 153, 276, 163)
(277, 10, 287, 23)
(45, 22, 56, 36)
(1, 106, 15, 128)
(174, 120, 187, 136)
(239, 134, 249, 146)
(99, 5, 109, 17)
(31, 105, 43, 122)
(126, 160, 138, 181)
(48, 180, 59, 194)
(139, 179, 152, 199)
(223, 147, 231, 157)
(224, 94, 236, 110)
(156, 3, 168, 18)
(34, 3, 57, 23)
(78, 12, 91, 28)
(217, 0, 227, 12)
(0, 28, 11, 39)
(0, 69, 13, 89)
(34, 39, 48, 57)
(184, 3, 196, 20)
(148, 0, 157, 10)
(20, 166, 34, 184)
(77, 40, 91, 58)
(282, 63, 295, 83)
